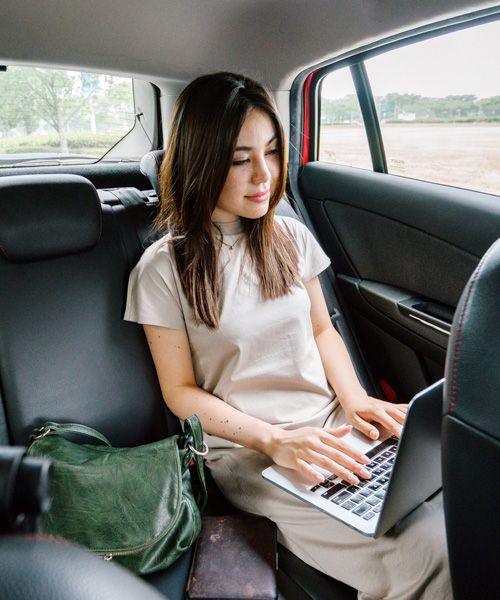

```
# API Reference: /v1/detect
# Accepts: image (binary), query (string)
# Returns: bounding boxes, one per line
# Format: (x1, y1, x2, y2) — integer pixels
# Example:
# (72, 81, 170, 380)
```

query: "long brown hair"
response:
(156, 72, 299, 328)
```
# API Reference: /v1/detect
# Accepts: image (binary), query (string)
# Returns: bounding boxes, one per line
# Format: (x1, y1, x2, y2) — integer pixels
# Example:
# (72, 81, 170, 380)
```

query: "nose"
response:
(252, 155, 272, 185)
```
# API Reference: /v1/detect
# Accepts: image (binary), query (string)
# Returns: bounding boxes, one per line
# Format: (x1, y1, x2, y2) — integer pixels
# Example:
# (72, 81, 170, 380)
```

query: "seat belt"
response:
(109, 188, 156, 250)
(286, 191, 380, 397)
(108, 188, 181, 435)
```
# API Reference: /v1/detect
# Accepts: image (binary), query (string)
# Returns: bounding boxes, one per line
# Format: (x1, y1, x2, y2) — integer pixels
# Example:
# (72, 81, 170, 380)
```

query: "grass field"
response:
(319, 123, 500, 196)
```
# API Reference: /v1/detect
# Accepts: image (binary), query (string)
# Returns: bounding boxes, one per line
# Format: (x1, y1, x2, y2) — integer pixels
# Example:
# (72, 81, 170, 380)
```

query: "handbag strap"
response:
(31, 422, 112, 447)
(183, 415, 208, 511)
(31, 419, 208, 509)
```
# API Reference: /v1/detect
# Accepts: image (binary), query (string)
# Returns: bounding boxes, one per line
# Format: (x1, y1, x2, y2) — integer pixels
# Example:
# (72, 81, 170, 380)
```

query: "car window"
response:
(319, 67, 372, 170)
(319, 18, 500, 195)
(0, 66, 136, 167)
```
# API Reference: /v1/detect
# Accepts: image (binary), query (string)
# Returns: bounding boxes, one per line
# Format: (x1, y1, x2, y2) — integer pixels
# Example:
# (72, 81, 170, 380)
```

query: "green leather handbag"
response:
(27, 415, 207, 574)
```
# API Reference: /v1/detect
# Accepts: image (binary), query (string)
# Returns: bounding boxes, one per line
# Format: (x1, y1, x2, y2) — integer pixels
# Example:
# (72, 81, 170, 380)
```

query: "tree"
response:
(93, 77, 134, 131)
(0, 67, 38, 135)
(1, 66, 135, 157)
(0, 67, 95, 153)
(434, 95, 478, 120)
(477, 96, 500, 118)
(321, 95, 361, 124)
(26, 68, 90, 153)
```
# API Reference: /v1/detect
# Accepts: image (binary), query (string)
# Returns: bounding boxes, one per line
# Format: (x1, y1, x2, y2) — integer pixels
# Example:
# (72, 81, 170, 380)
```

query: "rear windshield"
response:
(0, 66, 135, 167)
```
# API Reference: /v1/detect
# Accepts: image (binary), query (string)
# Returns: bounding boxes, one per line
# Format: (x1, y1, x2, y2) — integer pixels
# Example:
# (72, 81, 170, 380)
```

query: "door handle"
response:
(398, 298, 454, 336)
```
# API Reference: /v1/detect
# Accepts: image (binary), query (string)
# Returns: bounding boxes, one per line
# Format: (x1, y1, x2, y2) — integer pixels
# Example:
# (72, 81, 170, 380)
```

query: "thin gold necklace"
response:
(217, 235, 243, 250)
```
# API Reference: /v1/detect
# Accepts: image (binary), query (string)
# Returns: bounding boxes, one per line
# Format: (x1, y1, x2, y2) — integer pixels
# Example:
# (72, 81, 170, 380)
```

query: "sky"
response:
(322, 19, 499, 100)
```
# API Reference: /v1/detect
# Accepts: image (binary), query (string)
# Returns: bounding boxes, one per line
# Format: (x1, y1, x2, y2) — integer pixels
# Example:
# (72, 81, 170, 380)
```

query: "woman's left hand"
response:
(340, 394, 409, 440)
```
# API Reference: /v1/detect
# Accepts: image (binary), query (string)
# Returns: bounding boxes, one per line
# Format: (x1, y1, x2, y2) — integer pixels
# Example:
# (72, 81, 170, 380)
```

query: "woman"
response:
(125, 72, 450, 599)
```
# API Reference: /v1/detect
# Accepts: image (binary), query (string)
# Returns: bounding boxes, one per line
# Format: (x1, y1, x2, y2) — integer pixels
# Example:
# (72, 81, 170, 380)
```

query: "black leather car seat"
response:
(0, 535, 167, 600)
(0, 174, 190, 598)
(443, 238, 500, 599)
(0, 174, 171, 446)
(140, 149, 164, 199)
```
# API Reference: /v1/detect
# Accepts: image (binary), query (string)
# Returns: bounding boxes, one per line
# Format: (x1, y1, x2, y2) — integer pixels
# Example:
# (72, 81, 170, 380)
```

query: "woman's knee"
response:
(385, 494, 450, 598)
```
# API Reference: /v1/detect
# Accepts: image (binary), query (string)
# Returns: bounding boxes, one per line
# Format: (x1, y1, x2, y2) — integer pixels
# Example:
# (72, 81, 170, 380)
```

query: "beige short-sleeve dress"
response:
(124, 215, 450, 600)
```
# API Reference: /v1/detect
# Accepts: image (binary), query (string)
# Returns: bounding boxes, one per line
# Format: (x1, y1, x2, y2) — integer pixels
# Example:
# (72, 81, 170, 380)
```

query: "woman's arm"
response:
(305, 277, 408, 440)
(143, 325, 273, 447)
(143, 323, 371, 485)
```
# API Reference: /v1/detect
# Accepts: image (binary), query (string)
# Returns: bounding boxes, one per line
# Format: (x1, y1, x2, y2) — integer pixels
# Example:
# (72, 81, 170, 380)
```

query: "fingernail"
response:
(349, 474, 359, 485)
(370, 430, 379, 439)
(360, 468, 371, 479)
(360, 455, 370, 464)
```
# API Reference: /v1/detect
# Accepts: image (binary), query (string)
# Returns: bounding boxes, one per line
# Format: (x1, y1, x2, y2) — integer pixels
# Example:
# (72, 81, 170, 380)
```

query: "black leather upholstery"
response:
(0, 536, 166, 600)
(0, 174, 190, 597)
(443, 238, 500, 599)
(0, 177, 169, 447)
(0, 175, 101, 262)
(140, 150, 164, 198)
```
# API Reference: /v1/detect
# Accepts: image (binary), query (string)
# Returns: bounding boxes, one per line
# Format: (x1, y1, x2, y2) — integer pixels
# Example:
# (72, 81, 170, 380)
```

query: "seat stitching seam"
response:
(449, 241, 499, 414)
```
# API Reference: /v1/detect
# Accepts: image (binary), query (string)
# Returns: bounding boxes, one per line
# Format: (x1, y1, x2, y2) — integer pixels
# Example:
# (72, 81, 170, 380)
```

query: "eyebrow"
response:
(234, 135, 277, 152)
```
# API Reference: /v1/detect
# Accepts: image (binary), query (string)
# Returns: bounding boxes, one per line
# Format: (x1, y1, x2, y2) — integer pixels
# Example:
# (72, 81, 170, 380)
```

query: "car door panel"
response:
(298, 162, 500, 400)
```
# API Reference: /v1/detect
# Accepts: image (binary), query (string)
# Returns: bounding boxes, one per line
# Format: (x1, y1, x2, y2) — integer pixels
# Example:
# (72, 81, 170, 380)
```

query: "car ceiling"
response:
(1, 0, 499, 90)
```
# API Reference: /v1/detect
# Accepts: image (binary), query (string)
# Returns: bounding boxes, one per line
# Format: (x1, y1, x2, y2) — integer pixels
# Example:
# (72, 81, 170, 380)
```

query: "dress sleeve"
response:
(281, 217, 331, 282)
(123, 242, 185, 330)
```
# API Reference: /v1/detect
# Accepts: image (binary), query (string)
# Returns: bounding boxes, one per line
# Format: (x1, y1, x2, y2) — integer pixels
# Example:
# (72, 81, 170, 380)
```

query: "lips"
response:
(246, 190, 270, 203)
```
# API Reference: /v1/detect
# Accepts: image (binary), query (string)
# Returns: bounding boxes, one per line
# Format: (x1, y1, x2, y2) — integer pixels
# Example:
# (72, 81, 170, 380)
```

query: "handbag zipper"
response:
(94, 506, 191, 561)
(96, 539, 161, 559)
(96, 537, 166, 561)
(95, 529, 175, 560)
(96, 499, 199, 562)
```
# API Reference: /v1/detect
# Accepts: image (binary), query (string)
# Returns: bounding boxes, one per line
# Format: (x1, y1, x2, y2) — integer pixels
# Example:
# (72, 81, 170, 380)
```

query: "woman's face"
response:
(212, 108, 280, 223)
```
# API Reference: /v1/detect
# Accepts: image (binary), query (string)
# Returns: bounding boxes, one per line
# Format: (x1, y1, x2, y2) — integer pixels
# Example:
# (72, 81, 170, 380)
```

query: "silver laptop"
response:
(262, 379, 443, 538)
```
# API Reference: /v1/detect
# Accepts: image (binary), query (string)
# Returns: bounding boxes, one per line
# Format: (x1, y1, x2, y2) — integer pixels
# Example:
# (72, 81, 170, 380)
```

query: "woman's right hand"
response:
(266, 425, 372, 486)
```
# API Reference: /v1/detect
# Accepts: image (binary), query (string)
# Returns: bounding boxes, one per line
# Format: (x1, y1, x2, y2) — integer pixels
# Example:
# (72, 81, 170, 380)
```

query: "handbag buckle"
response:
(29, 426, 55, 443)
(188, 442, 209, 457)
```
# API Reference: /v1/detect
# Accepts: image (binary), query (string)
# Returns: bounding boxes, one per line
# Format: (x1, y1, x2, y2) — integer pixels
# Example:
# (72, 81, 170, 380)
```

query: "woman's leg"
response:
(207, 447, 450, 600)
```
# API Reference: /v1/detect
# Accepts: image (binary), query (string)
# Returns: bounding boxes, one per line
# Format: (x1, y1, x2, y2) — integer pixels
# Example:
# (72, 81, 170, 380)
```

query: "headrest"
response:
(444, 237, 500, 439)
(140, 150, 164, 199)
(0, 174, 101, 262)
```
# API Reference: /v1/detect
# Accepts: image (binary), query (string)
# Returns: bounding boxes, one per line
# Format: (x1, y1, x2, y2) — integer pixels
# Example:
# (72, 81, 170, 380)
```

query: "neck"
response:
(212, 219, 244, 235)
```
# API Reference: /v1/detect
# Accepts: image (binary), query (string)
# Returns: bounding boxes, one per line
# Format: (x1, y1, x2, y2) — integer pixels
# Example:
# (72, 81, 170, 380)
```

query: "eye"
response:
(232, 158, 250, 166)
(266, 148, 279, 157)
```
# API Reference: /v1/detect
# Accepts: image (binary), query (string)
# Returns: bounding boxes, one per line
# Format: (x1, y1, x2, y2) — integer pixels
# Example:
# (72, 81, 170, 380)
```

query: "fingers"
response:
(296, 459, 327, 486)
(308, 449, 371, 485)
(352, 401, 410, 439)
(322, 429, 370, 465)
(274, 425, 376, 486)
(388, 403, 409, 425)
(294, 429, 371, 485)
(350, 414, 380, 440)
(329, 424, 352, 438)
(372, 405, 407, 437)
(289, 401, 410, 485)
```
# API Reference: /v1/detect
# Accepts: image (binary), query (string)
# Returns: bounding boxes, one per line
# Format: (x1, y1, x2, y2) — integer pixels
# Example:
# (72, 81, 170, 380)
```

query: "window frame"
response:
(303, 7, 500, 178)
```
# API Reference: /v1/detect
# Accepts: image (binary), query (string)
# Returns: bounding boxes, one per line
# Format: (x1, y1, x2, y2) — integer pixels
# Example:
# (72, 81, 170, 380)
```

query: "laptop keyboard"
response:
(308, 436, 399, 522)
